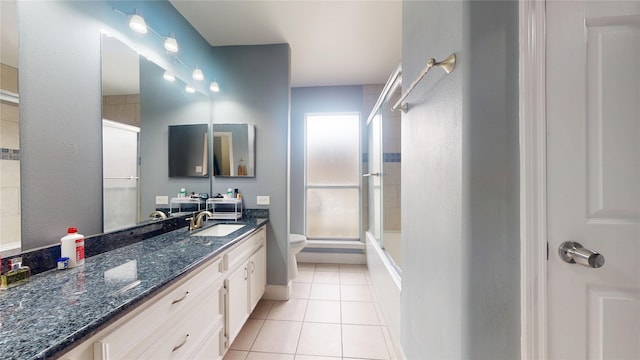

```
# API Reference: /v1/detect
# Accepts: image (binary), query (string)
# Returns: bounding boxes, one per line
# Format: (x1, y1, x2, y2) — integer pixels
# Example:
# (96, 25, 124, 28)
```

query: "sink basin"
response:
(192, 224, 245, 237)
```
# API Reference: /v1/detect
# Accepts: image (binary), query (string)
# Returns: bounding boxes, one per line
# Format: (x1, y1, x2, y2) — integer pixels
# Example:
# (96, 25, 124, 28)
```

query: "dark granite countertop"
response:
(0, 218, 268, 360)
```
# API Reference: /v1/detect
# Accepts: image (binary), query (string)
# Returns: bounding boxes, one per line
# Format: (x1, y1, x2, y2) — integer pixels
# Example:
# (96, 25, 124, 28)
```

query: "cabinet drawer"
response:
(137, 287, 224, 360)
(94, 257, 223, 359)
(192, 322, 225, 360)
(225, 227, 266, 271)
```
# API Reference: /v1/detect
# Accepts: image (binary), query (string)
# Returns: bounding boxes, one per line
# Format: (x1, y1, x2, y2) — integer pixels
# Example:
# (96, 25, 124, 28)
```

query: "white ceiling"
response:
(1, 1, 402, 91)
(169, 0, 402, 87)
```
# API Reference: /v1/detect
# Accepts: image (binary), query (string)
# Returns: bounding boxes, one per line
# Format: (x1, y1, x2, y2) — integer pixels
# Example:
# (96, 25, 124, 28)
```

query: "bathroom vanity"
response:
(0, 219, 267, 360)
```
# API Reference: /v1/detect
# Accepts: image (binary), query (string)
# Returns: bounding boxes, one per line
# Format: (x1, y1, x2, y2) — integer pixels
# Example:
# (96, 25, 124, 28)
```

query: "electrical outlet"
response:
(257, 196, 270, 205)
(155, 196, 169, 205)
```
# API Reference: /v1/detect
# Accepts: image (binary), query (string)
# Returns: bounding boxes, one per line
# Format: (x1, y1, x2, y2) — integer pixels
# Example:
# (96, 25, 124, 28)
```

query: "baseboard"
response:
(262, 283, 291, 301)
(297, 252, 366, 264)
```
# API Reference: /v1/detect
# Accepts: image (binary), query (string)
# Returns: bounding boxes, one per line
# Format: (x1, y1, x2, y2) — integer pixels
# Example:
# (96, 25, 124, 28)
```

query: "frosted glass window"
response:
(306, 114, 360, 185)
(305, 113, 360, 240)
(306, 188, 360, 238)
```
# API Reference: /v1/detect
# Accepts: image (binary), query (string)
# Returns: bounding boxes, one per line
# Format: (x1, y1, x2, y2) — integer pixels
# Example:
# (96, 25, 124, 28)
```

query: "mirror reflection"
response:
(102, 34, 212, 232)
(168, 124, 209, 178)
(0, 0, 20, 253)
(101, 35, 141, 232)
(213, 124, 255, 177)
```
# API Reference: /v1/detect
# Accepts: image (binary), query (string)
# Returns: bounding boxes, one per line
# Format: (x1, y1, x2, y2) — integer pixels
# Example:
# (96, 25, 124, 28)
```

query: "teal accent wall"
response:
(19, 1, 291, 288)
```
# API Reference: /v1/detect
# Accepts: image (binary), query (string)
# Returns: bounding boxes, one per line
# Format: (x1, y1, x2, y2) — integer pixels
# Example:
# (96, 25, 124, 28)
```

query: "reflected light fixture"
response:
(164, 33, 179, 53)
(192, 66, 204, 81)
(129, 11, 147, 34)
(185, 84, 196, 93)
(163, 71, 176, 82)
(209, 81, 220, 93)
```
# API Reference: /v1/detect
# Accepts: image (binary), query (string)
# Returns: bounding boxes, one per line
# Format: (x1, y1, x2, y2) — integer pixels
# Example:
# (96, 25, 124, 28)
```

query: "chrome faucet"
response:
(149, 210, 167, 220)
(195, 211, 214, 229)
(187, 211, 214, 231)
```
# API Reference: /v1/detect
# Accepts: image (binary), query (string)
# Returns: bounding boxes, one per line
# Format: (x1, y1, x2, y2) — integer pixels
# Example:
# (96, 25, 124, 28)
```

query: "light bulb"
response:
(209, 81, 220, 93)
(163, 71, 175, 82)
(185, 84, 195, 94)
(192, 67, 204, 81)
(129, 13, 147, 34)
(164, 34, 179, 53)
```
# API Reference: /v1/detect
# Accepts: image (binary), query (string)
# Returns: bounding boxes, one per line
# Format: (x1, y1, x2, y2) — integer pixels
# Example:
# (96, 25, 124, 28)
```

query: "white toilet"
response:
(289, 234, 308, 279)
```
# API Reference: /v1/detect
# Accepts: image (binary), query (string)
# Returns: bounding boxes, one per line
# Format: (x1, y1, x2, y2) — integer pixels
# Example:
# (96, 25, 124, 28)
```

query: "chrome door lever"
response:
(558, 241, 605, 268)
(363, 172, 381, 177)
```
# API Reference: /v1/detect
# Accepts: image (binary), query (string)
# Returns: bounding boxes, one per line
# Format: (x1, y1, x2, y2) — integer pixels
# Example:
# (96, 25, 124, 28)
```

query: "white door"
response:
(546, 1, 640, 359)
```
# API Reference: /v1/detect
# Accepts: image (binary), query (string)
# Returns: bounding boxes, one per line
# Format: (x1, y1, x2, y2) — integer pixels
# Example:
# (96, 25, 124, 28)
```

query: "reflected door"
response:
(367, 111, 383, 246)
(103, 119, 140, 232)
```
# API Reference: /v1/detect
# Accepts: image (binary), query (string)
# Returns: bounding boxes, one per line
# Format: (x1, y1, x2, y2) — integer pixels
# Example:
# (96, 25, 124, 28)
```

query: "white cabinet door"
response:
(225, 261, 250, 345)
(249, 244, 266, 312)
(192, 323, 225, 360)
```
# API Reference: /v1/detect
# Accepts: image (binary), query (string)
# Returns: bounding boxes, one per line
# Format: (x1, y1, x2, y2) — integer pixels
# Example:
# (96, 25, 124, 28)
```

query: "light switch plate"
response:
(155, 196, 169, 205)
(257, 196, 270, 205)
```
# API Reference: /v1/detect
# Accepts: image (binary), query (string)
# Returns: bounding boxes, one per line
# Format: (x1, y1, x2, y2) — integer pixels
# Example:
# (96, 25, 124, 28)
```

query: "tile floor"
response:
(223, 263, 398, 360)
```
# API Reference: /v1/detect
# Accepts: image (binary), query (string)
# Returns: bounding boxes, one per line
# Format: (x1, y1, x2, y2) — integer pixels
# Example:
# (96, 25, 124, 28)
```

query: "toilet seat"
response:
(290, 234, 307, 244)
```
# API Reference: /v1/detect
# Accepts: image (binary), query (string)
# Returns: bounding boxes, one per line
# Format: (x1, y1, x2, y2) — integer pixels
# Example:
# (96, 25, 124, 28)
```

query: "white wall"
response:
(401, 1, 519, 358)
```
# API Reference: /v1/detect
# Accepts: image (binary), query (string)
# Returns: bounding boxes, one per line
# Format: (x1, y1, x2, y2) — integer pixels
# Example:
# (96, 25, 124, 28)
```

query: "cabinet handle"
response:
(172, 333, 190, 352)
(171, 291, 190, 305)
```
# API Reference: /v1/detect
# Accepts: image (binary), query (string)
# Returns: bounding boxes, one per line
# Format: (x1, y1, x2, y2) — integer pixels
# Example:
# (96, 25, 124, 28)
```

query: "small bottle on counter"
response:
(0, 257, 31, 290)
(61, 227, 85, 268)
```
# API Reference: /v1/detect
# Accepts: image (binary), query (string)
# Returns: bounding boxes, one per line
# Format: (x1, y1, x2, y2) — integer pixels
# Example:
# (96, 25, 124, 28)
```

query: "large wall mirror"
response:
(213, 124, 255, 177)
(0, 0, 20, 253)
(101, 35, 141, 232)
(102, 34, 212, 232)
(1, 3, 215, 254)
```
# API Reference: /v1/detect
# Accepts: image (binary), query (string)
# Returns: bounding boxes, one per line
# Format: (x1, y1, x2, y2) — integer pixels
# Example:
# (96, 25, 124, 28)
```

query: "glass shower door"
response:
(365, 67, 402, 269)
(367, 110, 383, 247)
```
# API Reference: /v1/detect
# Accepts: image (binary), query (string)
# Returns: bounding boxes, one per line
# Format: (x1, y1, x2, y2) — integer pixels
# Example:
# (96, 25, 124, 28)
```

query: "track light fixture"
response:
(115, 7, 222, 95)
(128, 11, 147, 34)
(163, 71, 176, 82)
(209, 81, 220, 93)
(192, 66, 204, 81)
(164, 33, 179, 53)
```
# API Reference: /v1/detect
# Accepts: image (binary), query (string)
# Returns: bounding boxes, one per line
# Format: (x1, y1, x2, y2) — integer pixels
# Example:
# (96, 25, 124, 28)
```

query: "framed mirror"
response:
(213, 124, 255, 177)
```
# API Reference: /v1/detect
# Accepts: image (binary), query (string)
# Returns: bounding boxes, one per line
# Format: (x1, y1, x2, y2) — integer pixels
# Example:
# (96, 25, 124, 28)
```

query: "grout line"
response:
(232, 263, 395, 360)
(246, 318, 266, 353)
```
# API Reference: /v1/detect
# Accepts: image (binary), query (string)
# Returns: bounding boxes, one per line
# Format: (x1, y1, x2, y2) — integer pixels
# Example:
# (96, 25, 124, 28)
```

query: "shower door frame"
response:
(365, 64, 403, 272)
